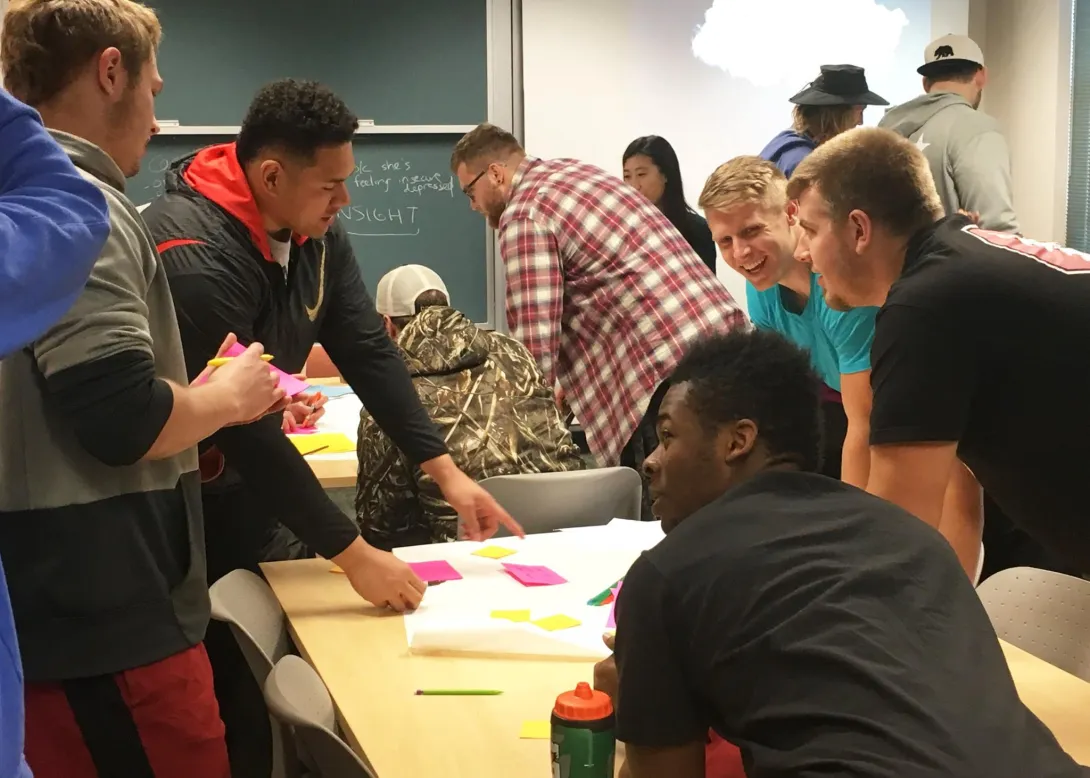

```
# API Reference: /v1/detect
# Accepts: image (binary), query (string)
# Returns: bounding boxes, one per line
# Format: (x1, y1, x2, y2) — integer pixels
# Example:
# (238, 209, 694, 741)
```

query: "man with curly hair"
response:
(143, 79, 522, 777)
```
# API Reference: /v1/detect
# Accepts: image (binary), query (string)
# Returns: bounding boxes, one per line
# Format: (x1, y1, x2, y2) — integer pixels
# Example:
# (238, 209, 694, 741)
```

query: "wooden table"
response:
(263, 558, 1090, 776)
(298, 378, 358, 488)
(306, 455, 357, 489)
(1000, 641, 1090, 765)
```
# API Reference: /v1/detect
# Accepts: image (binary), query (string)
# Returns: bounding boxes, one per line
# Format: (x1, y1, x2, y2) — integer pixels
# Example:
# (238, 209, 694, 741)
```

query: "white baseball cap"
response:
(918, 34, 985, 76)
(375, 264, 450, 317)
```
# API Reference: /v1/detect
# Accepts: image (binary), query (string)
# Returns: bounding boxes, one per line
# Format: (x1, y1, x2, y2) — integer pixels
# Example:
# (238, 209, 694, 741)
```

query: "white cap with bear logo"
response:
(918, 34, 985, 76)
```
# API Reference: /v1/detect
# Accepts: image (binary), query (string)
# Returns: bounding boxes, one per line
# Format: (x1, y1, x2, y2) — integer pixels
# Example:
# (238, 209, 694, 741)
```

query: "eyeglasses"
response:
(461, 168, 488, 198)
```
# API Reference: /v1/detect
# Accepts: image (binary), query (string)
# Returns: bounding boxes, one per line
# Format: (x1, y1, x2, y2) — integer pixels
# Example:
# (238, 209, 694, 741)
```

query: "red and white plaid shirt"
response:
(498, 156, 746, 465)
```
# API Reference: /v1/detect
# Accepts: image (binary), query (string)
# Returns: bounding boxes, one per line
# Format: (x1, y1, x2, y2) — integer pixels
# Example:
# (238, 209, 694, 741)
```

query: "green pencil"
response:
(415, 689, 503, 696)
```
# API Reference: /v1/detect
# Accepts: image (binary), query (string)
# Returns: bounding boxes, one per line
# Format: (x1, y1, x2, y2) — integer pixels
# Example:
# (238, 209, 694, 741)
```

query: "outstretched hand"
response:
(439, 469, 525, 541)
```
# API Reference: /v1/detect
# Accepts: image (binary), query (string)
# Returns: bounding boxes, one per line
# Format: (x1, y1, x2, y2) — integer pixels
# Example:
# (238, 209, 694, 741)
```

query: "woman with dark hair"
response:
(622, 135, 717, 273)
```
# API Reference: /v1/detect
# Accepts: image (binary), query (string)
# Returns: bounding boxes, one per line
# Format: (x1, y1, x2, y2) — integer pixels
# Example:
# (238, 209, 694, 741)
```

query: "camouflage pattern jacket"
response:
(355, 306, 584, 549)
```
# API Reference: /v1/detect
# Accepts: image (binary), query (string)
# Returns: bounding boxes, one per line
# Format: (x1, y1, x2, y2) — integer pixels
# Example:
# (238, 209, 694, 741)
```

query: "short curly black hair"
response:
(670, 328, 823, 472)
(236, 79, 358, 165)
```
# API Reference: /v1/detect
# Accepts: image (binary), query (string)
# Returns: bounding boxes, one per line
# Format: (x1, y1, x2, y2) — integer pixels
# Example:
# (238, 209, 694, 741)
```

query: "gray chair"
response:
(209, 570, 298, 778)
(480, 466, 643, 535)
(264, 655, 377, 778)
(977, 566, 1090, 681)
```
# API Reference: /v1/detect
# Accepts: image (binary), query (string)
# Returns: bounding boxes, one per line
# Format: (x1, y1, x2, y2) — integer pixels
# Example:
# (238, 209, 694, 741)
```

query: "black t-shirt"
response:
(614, 471, 1085, 778)
(673, 209, 717, 274)
(870, 215, 1090, 573)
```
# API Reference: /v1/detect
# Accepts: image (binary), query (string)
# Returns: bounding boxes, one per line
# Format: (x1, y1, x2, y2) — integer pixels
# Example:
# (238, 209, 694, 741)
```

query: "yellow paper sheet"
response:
(491, 609, 531, 623)
(472, 546, 517, 559)
(533, 614, 581, 632)
(520, 720, 551, 739)
(329, 564, 345, 574)
(288, 432, 355, 455)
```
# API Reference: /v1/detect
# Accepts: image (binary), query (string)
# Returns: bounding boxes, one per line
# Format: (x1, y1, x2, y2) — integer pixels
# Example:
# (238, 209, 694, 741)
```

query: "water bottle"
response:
(550, 681, 615, 778)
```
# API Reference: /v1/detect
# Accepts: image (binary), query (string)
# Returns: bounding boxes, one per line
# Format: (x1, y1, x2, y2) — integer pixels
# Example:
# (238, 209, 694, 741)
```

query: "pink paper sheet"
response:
(408, 560, 463, 583)
(606, 583, 622, 629)
(223, 342, 310, 397)
(501, 562, 567, 587)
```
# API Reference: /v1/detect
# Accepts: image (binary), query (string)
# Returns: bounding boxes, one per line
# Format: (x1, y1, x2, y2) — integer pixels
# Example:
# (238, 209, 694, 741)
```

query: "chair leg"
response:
(272, 717, 303, 778)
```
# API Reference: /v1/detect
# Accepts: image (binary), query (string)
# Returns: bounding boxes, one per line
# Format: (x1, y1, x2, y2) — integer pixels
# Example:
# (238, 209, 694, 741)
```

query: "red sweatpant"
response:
(707, 731, 747, 777)
(24, 643, 230, 778)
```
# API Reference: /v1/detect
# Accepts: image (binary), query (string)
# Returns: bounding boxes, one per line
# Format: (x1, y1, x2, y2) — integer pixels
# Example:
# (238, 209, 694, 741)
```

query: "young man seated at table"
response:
(595, 329, 1087, 778)
(355, 265, 585, 550)
(699, 156, 876, 488)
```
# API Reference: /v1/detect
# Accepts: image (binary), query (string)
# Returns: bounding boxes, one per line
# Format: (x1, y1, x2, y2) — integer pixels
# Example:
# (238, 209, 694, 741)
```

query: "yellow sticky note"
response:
(491, 609, 531, 623)
(533, 614, 581, 632)
(472, 546, 517, 559)
(329, 564, 345, 574)
(288, 432, 356, 455)
(520, 720, 551, 739)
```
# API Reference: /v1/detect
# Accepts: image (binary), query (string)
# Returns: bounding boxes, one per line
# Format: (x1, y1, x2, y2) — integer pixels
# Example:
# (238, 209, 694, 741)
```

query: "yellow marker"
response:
(206, 354, 275, 367)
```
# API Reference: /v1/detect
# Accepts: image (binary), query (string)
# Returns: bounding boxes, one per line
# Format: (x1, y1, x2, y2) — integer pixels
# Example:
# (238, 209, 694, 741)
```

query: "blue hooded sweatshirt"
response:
(758, 129, 817, 178)
(0, 88, 111, 778)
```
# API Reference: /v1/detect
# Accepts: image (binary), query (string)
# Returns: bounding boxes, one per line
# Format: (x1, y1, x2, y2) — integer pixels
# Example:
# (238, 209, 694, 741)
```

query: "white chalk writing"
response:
(339, 205, 421, 237)
(344, 157, 456, 237)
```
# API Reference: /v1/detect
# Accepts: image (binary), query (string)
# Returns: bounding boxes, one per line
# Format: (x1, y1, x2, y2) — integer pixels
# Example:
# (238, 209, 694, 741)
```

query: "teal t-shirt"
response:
(746, 273, 877, 391)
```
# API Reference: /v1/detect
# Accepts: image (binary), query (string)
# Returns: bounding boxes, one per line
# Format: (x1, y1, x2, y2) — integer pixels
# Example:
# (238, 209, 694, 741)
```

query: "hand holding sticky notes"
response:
(226, 341, 310, 396)
(209, 342, 310, 397)
(502, 562, 566, 587)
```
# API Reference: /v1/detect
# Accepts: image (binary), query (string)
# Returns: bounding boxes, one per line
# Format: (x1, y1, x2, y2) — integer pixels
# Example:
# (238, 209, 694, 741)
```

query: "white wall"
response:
(971, 0, 1074, 242)
(933, 0, 970, 38)
(523, 0, 936, 308)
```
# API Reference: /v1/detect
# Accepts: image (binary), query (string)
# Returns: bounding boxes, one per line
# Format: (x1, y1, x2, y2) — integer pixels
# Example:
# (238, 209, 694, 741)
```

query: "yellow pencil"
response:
(207, 354, 275, 367)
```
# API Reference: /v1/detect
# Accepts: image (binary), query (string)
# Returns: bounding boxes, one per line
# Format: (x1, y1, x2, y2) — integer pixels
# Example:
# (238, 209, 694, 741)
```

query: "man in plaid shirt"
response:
(451, 124, 745, 513)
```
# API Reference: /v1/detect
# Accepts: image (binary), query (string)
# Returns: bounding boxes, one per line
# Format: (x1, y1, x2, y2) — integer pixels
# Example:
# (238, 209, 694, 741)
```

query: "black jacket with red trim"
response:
(143, 143, 447, 561)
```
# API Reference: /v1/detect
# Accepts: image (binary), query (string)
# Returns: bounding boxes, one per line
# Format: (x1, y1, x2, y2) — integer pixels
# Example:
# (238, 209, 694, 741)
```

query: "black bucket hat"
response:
(789, 65, 889, 107)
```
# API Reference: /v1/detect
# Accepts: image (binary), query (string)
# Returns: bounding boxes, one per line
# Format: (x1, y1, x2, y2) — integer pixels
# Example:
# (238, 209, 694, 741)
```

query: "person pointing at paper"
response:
(143, 78, 522, 592)
(142, 78, 523, 775)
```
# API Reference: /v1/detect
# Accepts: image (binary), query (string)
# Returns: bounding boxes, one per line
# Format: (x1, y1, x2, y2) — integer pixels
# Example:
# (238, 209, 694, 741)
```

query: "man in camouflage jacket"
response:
(357, 267, 584, 550)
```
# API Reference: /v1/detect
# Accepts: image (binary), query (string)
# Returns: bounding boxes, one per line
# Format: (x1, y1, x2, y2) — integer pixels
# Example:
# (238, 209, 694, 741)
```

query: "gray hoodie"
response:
(879, 91, 1018, 233)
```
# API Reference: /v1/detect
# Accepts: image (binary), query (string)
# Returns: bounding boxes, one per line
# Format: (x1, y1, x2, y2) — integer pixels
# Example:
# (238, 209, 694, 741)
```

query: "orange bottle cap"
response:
(553, 681, 613, 721)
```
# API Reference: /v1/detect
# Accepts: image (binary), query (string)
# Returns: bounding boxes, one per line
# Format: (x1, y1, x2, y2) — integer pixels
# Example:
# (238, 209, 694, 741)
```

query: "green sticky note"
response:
(533, 614, 581, 632)
(491, 609, 532, 623)
(472, 546, 517, 559)
(520, 720, 551, 739)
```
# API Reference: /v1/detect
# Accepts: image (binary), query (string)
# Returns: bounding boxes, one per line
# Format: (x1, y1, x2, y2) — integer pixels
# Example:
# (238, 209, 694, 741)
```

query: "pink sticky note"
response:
(606, 583, 622, 629)
(287, 426, 319, 435)
(501, 563, 567, 587)
(223, 342, 311, 397)
(408, 560, 462, 583)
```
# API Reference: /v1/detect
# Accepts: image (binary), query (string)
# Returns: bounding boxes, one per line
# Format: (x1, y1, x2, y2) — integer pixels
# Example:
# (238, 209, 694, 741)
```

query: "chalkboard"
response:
(131, 135, 489, 322)
(147, 0, 487, 126)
